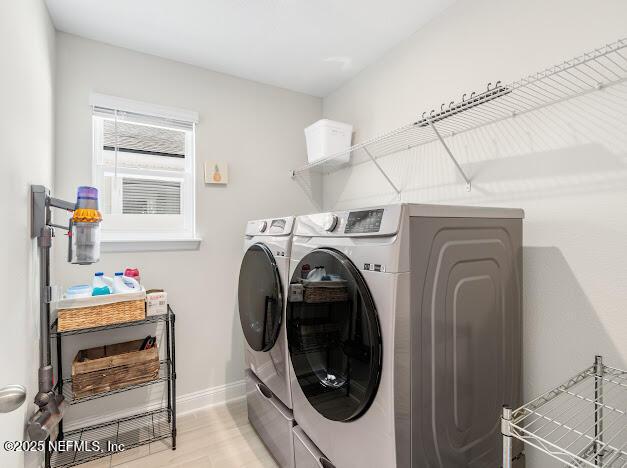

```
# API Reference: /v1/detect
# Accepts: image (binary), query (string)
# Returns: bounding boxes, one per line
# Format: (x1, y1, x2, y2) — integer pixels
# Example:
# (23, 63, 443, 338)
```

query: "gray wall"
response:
(53, 33, 321, 422)
(0, 0, 55, 467)
(322, 0, 627, 466)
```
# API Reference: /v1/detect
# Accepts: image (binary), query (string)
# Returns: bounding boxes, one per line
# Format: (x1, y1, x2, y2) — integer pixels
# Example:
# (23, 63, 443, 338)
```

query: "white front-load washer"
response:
(286, 204, 524, 468)
(238, 216, 296, 467)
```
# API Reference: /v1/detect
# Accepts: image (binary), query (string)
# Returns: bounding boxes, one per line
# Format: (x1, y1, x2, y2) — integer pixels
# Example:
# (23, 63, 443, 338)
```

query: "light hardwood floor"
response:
(78, 399, 278, 468)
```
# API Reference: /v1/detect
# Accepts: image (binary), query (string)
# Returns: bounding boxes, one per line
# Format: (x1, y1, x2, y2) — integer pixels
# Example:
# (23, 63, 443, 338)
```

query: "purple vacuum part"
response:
(76, 186, 99, 210)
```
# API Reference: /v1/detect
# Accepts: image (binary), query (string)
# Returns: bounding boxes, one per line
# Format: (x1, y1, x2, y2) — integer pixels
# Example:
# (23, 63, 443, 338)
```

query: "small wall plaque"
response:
(204, 161, 228, 184)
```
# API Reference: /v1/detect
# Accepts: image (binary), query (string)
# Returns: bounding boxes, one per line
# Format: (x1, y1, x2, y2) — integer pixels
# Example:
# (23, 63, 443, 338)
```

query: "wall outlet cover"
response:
(205, 161, 228, 184)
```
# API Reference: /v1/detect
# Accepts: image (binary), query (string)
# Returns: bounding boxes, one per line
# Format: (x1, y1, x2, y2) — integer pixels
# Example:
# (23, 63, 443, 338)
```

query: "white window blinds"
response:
(122, 177, 182, 215)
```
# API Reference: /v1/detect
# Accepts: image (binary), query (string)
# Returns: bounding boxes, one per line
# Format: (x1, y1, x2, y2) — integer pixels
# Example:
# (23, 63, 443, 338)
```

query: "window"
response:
(91, 94, 199, 246)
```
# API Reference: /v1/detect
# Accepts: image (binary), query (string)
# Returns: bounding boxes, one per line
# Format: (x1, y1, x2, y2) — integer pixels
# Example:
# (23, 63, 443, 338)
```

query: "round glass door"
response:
(287, 248, 382, 422)
(238, 243, 283, 352)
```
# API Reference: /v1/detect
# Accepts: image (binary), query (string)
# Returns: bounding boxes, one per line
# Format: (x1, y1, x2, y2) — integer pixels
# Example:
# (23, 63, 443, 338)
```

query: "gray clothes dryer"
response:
(239, 216, 295, 408)
(239, 217, 297, 467)
(286, 204, 524, 467)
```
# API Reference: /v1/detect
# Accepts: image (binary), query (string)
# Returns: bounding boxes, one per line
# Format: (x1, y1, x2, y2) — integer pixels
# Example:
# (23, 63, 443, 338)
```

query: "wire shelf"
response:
(51, 311, 171, 337)
(50, 408, 173, 467)
(46, 306, 177, 468)
(502, 357, 627, 467)
(60, 360, 171, 405)
(292, 38, 627, 200)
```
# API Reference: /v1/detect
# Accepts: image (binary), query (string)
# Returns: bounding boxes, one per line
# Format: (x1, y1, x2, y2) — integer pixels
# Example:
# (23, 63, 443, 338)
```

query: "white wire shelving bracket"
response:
(502, 356, 627, 467)
(291, 38, 627, 200)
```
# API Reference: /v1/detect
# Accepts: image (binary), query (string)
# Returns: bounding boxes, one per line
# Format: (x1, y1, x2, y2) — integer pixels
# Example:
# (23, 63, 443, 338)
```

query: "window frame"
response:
(90, 94, 200, 251)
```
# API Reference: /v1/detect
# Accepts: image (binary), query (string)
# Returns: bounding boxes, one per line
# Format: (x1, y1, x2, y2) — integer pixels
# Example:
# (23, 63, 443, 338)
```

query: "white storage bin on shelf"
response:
(305, 119, 353, 165)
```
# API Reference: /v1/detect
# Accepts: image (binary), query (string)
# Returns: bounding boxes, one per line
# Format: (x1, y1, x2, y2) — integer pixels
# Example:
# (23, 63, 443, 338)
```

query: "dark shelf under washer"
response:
(50, 408, 173, 468)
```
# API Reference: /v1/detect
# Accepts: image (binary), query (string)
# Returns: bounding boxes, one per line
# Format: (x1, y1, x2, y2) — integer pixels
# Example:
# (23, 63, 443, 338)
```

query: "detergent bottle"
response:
(91, 273, 110, 296)
(113, 272, 140, 294)
(124, 267, 141, 284)
(93, 272, 114, 289)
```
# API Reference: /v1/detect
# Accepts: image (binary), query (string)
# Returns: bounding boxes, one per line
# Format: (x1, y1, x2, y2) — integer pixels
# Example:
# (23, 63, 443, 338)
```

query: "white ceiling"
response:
(45, 0, 454, 97)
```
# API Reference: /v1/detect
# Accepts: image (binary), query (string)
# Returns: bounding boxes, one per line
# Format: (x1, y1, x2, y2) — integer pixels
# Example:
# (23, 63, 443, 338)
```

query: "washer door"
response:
(238, 243, 283, 352)
(287, 248, 382, 422)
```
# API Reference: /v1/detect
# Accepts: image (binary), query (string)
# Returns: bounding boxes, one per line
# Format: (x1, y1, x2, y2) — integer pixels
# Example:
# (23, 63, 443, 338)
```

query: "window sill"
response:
(101, 237, 202, 253)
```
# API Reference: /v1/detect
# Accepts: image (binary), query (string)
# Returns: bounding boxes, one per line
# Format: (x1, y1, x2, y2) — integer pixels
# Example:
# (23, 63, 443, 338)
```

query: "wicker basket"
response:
(71, 339, 159, 399)
(57, 299, 146, 332)
(303, 285, 349, 303)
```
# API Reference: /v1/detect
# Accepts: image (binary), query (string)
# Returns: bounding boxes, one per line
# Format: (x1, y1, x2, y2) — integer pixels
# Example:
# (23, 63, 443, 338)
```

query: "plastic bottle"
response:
(65, 284, 92, 298)
(307, 266, 326, 281)
(122, 275, 140, 290)
(113, 272, 140, 294)
(92, 286, 111, 296)
(93, 272, 114, 290)
(124, 267, 141, 284)
(300, 264, 311, 280)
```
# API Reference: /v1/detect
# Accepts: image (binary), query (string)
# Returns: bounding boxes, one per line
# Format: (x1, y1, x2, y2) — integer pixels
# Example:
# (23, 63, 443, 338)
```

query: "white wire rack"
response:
(291, 38, 627, 200)
(502, 356, 627, 467)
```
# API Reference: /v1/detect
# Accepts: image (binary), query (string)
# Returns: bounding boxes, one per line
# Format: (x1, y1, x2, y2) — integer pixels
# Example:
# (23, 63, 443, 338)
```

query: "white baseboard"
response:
(177, 379, 246, 415)
(63, 379, 246, 432)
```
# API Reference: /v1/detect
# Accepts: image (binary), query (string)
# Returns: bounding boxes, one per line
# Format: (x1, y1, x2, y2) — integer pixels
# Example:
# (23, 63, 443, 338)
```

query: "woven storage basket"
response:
(56, 290, 147, 332)
(71, 339, 159, 399)
(303, 286, 349, 303)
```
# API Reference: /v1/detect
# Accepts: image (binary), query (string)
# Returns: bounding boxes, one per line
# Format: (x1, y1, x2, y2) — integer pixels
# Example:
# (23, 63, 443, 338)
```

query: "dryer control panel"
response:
(245, 216, 295, 237)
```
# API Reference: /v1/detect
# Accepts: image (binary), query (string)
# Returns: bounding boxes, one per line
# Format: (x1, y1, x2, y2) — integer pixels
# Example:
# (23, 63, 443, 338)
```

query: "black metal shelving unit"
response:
(45, 306, 177, 468)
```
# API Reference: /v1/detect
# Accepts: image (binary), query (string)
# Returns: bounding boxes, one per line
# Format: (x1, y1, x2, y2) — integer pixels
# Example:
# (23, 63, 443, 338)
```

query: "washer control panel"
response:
(345, 209, 384, 234)
(294, 204, 401, 237)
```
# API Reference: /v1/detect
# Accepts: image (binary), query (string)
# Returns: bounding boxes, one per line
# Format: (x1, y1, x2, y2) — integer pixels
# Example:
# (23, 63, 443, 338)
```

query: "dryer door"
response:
(238, 243, 283, 352)
(287, 248, 382, 422)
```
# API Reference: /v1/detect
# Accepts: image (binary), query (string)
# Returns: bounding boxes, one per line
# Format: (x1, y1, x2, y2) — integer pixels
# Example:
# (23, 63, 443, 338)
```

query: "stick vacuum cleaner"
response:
(27, 185, 102, 441)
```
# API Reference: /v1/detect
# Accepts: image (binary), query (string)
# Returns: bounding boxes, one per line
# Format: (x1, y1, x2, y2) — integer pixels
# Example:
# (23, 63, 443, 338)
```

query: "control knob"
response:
(324, 214, 339, 232)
